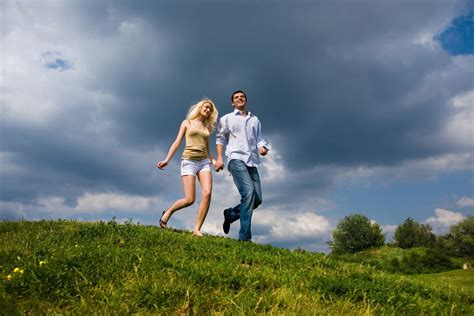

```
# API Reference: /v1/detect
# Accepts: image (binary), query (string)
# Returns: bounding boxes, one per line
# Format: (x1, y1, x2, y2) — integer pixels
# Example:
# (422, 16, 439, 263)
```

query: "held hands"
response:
(157, 160, 168, 170)
(213, 147, 267, 173)
(213, 159, 225, 172)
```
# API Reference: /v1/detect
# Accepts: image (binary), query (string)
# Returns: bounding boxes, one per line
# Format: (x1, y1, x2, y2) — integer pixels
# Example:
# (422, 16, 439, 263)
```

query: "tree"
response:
(394, 217, 436, 249)
(330, 213, 385, 254)
(444, 216, 474, 258)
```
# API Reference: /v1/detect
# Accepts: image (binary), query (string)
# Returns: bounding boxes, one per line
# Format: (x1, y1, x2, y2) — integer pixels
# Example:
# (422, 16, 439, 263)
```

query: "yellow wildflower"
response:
(39, 260, 47, 266)
(13, 267, 24, 274)
(7, 274, 12, 281)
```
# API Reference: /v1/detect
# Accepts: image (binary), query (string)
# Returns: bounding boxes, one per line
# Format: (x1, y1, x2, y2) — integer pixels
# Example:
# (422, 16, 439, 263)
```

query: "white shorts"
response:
(181, 158, 212, 176)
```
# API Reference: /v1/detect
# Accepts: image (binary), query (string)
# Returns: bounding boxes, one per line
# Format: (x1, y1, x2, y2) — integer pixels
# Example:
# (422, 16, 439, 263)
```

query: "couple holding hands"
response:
(157, 90, 268, 241)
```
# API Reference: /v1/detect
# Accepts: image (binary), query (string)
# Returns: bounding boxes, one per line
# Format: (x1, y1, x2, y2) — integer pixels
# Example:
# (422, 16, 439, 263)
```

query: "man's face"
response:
(232, 92, 247, 110)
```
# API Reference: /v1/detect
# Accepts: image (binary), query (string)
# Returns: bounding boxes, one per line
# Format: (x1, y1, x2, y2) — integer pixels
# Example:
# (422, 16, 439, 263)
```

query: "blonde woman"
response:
(157, 99, 218, 236)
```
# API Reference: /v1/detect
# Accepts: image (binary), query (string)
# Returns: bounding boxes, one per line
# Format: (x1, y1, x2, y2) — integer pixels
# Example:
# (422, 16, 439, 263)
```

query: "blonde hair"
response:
(186, 98, 218, 132)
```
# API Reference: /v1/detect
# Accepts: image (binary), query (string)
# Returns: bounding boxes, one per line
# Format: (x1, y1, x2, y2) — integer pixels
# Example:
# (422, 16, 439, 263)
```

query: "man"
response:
(215, 90, 268, 241)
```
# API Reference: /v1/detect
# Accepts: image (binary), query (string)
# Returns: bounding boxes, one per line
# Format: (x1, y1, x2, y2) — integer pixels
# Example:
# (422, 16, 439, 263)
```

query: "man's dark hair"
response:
(231, 90, 247, 102)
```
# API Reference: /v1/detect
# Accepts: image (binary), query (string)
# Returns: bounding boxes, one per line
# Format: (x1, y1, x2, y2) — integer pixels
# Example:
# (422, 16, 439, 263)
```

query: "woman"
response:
(156, 99, 218, 236)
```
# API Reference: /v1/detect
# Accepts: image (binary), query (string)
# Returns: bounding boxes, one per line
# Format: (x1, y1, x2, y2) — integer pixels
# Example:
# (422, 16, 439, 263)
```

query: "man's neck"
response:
(235, 107, 248, 116)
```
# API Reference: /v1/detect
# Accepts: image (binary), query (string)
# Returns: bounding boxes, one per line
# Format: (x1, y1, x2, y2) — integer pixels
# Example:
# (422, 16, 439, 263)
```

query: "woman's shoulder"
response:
(180, 120, 191, 129)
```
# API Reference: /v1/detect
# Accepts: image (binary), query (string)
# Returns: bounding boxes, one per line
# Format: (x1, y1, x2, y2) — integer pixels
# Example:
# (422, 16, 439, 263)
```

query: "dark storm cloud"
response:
(80, 0, 470, 169)
(0, 119, 172, 205)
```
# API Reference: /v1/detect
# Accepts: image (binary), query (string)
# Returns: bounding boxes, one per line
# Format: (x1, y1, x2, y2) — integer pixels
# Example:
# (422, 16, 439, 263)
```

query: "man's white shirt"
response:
(216, 109, 268, 167)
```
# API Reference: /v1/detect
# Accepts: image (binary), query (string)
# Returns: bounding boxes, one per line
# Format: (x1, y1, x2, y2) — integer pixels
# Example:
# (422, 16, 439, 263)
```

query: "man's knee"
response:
(241, 190, 254, 202)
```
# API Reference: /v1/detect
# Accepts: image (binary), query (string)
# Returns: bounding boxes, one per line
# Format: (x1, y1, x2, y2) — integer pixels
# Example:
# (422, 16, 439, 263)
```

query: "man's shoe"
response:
(223, 209, 231, 234)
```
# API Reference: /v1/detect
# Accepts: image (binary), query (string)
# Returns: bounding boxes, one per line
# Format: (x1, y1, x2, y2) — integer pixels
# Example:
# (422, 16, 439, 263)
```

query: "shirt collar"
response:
(233, 108, 252, 116)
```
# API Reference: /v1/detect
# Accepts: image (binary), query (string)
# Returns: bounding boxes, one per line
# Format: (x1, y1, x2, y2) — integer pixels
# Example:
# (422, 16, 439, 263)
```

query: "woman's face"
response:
(200, 102, 213, 118)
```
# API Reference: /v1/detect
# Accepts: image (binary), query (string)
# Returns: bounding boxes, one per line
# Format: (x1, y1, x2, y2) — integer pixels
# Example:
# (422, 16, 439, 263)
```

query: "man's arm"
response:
(215, 116, 228, 171)
(215, 144, 225, 171)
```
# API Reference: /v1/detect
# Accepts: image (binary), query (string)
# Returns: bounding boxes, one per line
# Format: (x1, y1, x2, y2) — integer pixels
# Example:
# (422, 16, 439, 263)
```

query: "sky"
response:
(1, 0, 473, 252)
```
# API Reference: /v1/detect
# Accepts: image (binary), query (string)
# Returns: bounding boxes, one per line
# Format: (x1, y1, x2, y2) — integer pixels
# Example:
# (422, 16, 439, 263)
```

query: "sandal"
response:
(159, 211, 168, 228)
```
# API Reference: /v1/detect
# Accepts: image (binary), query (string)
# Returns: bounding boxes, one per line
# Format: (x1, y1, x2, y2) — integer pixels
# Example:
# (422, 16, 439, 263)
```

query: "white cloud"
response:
(412, 30, 439, 49)
(253, 213, 333, 252)
(75, 192, 156, 213)
(118, 19, 148, 35)
(0, 1, 164, 128)
(1, 3, 80, 125)
(200, 204, 334, 252)
(457, 197, 474, 208)
(382, 225, 397, 242)
(382, 224, 397, 234)
(37, 196, 69, 212)
(2, 192, 163, 219)
(0, 201, 28, 220)
(424, 208, 466, 235)
(444, 89, 474, 148)
(272, 212, 331, 239)
(450, 90, 474, 109)
(253, 209, 332, 242)
(260, 147, 287, 182)
(348, 152, 473, 182)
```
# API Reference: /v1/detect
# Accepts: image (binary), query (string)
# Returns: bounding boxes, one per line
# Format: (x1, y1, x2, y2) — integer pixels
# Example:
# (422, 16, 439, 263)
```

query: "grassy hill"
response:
(1, 220, 473, 314)
(416, 269, 474, 297)
(330, 245, 473, 273)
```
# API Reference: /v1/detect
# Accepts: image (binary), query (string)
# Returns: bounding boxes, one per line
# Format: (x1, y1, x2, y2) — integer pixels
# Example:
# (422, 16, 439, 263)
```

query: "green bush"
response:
(390, 248, 455, 274)
(329, 214, 385, 254)
(442, 216, 474, 258)
(394, 218, 436, 249)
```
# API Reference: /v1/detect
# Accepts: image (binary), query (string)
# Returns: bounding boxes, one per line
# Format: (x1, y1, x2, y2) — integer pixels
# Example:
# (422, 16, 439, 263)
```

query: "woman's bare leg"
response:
(161, 175, 196, 225)
(193, 171, 212, 235)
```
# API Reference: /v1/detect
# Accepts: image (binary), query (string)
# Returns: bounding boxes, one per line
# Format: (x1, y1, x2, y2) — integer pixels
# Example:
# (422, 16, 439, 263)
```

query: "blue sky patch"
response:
(45, 58, 72, 71)
(435, 13, 474, 55)
(41, 51, 72, 71)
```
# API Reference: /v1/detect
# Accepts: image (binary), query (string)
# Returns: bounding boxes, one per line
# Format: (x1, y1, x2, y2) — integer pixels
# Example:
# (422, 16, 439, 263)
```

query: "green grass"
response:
(329, 245, 407, 267)
(415, 269, 474, 297)
(1, 220, 473, 314)
(330, 245, 471, 273)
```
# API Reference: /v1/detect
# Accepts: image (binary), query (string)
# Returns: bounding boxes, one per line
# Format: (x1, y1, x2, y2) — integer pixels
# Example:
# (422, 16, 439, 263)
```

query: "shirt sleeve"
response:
(216, 116, 229, 146)
(256, 119, 268, 149)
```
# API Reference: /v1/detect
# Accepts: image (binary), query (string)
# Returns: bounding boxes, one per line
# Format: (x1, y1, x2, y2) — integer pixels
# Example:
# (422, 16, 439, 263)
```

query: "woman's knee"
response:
(183, 197, 195, 206)
(201, 189, 212, 200)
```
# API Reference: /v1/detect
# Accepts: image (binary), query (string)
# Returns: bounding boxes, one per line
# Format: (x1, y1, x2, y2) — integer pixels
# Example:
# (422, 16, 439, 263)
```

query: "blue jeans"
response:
(227, 159, 262, 241)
